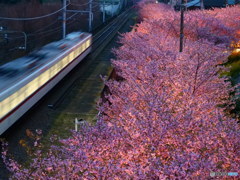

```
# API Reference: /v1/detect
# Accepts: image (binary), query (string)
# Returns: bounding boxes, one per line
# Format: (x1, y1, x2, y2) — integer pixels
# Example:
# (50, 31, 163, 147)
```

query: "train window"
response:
(78, 46, 82, 54)
(80, 44, 83, 53)
(80, 45, 83, 53)
(75, 48, 78, 56)
(79, 46, 82, 54)
(0, 62, 53, 119)
(12, 94, 18, 110)
(81, 45, 83, 52)
(75, 49, 79, 58)
(72, 51, 76, 58)
(86, 39, 90, 47)
(69, 52, 74, 61)
(63, 57, 68, 67)
(59, 59, 64, 69)
(0, 99, 8, 119)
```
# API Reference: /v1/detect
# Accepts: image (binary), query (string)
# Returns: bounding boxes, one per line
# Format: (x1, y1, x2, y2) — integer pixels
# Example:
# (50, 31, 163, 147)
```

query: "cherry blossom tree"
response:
(138, 3, 240, 46)
(2, 1, 240, 179)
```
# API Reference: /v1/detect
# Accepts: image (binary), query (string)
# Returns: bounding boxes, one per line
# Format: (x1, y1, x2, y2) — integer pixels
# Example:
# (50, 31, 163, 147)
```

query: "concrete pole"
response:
(179, 0, 184, 52)
(89, 0, 92, 32)
(111, 0, 114, 17)
(103, 0, 106, 23)
(200, 0, 204, 9)
(63, 0, 67, 39)
(170, 0, 173, 7)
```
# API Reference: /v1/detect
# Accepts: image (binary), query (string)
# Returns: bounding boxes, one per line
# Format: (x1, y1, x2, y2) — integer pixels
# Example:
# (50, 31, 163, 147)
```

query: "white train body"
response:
(0, 32, 92, 135)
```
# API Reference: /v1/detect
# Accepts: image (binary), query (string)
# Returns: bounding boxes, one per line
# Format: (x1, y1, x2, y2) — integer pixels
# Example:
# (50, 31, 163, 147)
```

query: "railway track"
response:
(49, 8, 132, 110)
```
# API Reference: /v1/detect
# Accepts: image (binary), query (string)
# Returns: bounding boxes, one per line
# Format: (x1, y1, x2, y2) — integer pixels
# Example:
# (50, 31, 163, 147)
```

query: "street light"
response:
(233, 42, 240, 53)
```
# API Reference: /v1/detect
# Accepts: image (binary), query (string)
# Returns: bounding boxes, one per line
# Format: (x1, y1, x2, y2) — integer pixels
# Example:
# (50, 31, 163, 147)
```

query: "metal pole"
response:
(103, 0, 105, 23)
(22, 31, 27, 50)
(0, 28, 27, 50)
(89, 0, 92, 32)
(63, 0, 67, 39)
(179, 1, 184, 52)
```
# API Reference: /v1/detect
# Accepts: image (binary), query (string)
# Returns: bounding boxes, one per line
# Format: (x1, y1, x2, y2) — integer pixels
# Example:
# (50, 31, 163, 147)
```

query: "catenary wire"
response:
(0, 3, 70, 21)
(3, 12, 79, 40)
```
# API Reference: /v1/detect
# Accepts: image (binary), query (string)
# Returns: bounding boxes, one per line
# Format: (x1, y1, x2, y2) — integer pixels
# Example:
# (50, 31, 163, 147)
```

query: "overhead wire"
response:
(33, 19, 60, 33)
(0, 3, 70, 21)
(25, 19, 79, 45)
(26, 13, 79, 36)
(27, 20, 75, 41)
(4, 12, 80, 40)
(70, 1, 91, 7)
(5, 18, 61, 39)
(3, 2, 102, 40)
(0, 0, 107, 53)
(1, 17, 79, 52)
(5, 23, 62, 40)
(0, 20, 77, 56)
(70, 1, 108, 6)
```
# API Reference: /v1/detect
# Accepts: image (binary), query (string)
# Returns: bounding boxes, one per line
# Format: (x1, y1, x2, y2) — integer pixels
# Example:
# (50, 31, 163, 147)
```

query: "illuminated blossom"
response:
(2, 1, 240, 179)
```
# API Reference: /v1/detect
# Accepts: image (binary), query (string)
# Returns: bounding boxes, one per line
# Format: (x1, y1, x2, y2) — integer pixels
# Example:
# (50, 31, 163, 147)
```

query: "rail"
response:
(48, 8, 133, 109)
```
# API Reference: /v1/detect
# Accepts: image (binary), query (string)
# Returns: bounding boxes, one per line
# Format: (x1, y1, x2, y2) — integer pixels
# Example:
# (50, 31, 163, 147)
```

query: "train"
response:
(0, 32, 92, 135)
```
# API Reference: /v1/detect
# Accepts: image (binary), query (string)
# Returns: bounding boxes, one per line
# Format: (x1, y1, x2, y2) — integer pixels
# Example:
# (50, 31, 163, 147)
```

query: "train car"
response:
(0, 32, 92, 135)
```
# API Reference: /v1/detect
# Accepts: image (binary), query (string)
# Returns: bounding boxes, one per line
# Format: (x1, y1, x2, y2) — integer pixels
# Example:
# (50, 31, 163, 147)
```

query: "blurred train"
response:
(0, 32, 92, 135)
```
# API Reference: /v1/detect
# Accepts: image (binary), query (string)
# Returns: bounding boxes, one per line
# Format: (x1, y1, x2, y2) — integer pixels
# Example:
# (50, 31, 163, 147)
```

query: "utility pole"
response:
(66, 3, 93, 32)
(111, 0, 114, 17)
(103, 0, 106, 23)
(179, 0, 184, 52)
(63, 0, 67, 39)
(200, 0, 204, 9)
(169, 0, 173, 8)
(89, 0, 92, 32)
